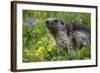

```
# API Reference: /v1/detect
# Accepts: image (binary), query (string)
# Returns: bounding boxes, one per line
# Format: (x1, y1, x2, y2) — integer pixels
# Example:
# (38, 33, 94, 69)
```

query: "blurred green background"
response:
(23, 10, 91, 62)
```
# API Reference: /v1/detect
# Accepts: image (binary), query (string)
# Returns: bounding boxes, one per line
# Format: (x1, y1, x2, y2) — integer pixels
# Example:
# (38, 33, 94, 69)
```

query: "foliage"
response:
(23, 10, 91, 62)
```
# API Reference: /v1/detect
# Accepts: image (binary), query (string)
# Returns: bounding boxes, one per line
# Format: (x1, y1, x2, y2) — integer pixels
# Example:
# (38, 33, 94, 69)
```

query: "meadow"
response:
(23, 10, 91, 62)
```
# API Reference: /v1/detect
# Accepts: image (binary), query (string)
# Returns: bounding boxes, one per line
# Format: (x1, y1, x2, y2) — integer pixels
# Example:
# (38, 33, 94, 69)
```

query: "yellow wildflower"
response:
(35, 47, 44, 59)
(35, 52, 40, 56)
(36, 47, 44, 53)
(48, 47, 52, 52)
(48, 44, 54, 52)
(37, 41, 42, 45)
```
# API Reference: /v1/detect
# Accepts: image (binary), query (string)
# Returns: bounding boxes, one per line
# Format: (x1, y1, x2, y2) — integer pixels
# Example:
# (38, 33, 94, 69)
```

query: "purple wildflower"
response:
(26, 18, 35, 26)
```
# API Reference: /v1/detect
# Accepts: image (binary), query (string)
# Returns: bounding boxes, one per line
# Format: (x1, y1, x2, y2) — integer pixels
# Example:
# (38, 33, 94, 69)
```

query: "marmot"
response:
(46, 18, 90, 52)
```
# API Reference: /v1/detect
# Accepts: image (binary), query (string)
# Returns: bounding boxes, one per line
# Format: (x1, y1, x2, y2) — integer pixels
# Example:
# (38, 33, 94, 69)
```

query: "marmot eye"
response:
(61, 21, 64, 25)
(54, 19, 58, 22)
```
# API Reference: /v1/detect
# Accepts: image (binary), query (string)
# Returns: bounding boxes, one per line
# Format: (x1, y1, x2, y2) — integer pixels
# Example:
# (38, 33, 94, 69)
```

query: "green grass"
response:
(23, 10, 91, 62)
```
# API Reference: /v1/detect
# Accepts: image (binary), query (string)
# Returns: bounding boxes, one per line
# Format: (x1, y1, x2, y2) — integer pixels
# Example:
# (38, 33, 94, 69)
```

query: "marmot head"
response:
(46, 18, 66, 31)
(46, 18, 69, 47)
